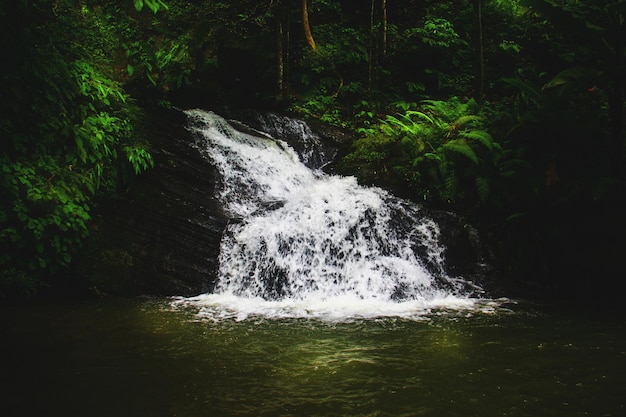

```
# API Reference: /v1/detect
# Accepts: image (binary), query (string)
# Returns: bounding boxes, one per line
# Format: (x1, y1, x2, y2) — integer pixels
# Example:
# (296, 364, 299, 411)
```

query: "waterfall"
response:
(175, 109, 488, 320)
(254, 112, 336, 170)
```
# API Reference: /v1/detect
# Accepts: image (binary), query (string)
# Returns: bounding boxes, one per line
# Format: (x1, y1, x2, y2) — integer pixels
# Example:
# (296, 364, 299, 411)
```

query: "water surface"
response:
(2, 298, 624, 417)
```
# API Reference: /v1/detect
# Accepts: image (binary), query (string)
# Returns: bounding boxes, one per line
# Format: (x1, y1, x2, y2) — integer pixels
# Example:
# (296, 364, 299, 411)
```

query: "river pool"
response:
(2, 297, 624, 417)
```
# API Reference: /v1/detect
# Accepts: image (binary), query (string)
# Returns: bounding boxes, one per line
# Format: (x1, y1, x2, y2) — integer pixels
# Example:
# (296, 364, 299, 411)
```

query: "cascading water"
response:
(175, 109, 489, 320)
(254, 112, 336, 170)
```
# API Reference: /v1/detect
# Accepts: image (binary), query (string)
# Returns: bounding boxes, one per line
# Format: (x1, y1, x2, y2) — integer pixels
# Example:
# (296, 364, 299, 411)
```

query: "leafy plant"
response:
(418, 18, 460, 48)
(0, 0, 154, 298)
(134, 0, 169, 14)
(342, 97, 503, 208)
(124, 35, 194, 92)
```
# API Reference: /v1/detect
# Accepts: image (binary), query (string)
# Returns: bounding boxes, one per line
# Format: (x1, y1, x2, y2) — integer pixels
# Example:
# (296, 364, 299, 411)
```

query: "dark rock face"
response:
(425, 210, 495, 295)
(83, 108, 228, 297)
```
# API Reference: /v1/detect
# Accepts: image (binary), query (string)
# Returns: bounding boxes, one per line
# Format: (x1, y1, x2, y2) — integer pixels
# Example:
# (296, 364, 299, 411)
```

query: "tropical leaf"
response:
(542, 66, 598, 90)
(502, 77, 542, 101)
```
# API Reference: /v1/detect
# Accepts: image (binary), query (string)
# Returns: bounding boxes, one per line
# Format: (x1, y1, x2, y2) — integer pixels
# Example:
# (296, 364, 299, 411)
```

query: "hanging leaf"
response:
(542, 66, 598, 90)
(502, 77, 543, 101)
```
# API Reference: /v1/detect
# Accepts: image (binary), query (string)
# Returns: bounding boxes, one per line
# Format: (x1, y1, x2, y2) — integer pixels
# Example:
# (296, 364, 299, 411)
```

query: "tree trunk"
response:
(368, 0, 375, 92)
(302, 0, 317, 52)
(608, 17, 625, 176)
(276, 4, 291, 100)
(472, 0, 485, 105)
(382, 0, 387, 56)
(277, 20, 285, 100)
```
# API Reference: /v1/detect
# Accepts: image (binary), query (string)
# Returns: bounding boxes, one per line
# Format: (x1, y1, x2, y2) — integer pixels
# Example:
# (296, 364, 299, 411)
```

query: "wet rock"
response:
(218, 108, 354, 171)
(81, 108, 228, 297)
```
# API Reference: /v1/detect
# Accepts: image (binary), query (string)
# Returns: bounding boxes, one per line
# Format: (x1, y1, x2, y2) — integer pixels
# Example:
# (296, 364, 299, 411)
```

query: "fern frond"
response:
(443, 169, 458, 199)
(379, 123, 397, 136)
(420, 99, 445, 110)
(384, 114, 403, 125)
(384, 114, 420, 135)
(442, 139, 478, 164)
(458, 130, 495, 149)
(453, 115, 481, 128)
(475, 176, 490, 203)
(422, 97, 468, 122)
(405, 110, 434, 124)
(399, 114, 423, 135)
(421, 99, 449, 117)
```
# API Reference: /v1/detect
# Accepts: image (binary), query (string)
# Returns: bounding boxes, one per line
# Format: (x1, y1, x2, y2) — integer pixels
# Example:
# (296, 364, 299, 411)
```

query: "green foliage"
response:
(0, 0, 154, 297)
(125, 146, 155, 175)
(418, 18, 461, 48)
(342, 97, 503, 208)
(492, 0, 528, 16)
(123, 34, 194, 92)
(499, 40, 521, 53)
(0, 155, 90, 272)
(134, 0, 169, 14)
(0, 0, 623, 297)
(289, 95, 344, 127)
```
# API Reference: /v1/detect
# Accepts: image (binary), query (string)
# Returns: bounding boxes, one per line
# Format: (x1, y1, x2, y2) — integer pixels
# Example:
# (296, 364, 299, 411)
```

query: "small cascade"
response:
(255, 112, 336, 170)
(177, 109, 486, 320)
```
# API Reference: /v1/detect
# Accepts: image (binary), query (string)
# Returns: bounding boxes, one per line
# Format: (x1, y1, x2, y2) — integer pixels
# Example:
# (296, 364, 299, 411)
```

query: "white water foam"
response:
(178, 109, 491, 321)
(172, 293, 485, 322)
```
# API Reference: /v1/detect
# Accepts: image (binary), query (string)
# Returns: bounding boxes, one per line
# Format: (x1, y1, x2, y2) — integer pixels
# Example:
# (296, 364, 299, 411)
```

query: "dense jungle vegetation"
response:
(2, 0, 625, 299)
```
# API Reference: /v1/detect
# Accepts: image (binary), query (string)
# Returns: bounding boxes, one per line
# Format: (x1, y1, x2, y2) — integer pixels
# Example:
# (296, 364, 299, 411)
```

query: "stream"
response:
(2, 110, 624, 417)
(2, 298, 625, 417)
